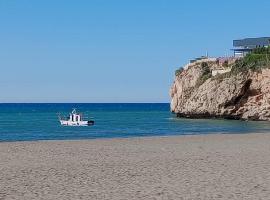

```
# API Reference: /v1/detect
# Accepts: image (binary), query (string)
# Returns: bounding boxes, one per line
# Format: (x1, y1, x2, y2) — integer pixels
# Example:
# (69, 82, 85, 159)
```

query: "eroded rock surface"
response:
(170, 63, 270, 121)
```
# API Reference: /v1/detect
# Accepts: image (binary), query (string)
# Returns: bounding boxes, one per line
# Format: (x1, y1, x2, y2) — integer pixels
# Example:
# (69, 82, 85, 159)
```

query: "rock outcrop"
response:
(170, 61, 270, 121)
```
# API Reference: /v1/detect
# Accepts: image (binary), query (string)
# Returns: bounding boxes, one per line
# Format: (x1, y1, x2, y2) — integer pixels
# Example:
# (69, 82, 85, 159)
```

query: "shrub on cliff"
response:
(175, 68, 184, 76)
(196, 62, 211, 87)
(231, 47, 270, 74)
(252, 46, 270, 54)
(222, 60, 229, 68)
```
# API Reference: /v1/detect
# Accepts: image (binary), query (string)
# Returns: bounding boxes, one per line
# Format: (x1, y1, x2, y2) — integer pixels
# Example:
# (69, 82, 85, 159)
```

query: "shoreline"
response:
(0, 131, 268, 144)
(1, 132, 270, 199)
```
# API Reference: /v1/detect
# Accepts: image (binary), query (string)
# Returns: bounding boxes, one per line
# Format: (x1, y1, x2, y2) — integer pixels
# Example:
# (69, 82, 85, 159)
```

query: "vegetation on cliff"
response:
(175, 68, 184, 76)
(174, 47, 270, 88)
(195, 62, 211, 87)
(212, 47, 270, 82)
(231, 47, 270, 74)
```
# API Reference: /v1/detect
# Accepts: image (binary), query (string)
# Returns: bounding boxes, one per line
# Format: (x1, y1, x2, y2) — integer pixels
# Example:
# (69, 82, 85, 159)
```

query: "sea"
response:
(1, 103, 270, 142)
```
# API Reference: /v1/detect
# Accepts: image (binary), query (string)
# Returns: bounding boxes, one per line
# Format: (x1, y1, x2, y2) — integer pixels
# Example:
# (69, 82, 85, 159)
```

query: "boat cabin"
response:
(70, 109, 82, 122)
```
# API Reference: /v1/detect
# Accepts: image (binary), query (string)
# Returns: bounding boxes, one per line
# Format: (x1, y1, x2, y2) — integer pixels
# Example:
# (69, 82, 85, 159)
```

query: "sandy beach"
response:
(1, 133, 270, 200)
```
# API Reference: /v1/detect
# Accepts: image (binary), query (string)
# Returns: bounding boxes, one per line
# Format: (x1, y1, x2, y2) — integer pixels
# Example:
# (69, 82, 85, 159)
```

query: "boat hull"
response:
(60, 120, 94, 126)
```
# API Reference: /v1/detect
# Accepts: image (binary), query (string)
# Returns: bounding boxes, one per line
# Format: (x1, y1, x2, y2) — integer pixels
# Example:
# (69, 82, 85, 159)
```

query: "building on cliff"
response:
(181, 37, 270, 77)
(232, 37, 270, 57)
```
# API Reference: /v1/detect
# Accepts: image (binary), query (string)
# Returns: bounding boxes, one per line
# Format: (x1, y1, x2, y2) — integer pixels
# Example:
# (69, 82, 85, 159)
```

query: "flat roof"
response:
(233, 37, 270, 47)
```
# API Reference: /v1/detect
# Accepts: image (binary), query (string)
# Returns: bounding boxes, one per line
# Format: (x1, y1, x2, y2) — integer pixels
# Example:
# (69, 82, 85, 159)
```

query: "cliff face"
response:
(170, 62, 270, 121)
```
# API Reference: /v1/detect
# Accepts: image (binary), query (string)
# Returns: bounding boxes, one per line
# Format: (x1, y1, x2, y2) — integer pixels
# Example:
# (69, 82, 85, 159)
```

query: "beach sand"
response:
(1, 133, 270, 200)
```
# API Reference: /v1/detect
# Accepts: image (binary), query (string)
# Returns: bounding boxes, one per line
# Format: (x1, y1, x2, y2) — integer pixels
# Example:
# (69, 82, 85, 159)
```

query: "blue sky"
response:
(0, 0, 269, 103)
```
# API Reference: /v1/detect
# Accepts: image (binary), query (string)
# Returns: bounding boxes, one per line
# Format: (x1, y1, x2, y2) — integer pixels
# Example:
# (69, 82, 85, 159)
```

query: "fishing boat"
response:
(58, 109, 94, 126)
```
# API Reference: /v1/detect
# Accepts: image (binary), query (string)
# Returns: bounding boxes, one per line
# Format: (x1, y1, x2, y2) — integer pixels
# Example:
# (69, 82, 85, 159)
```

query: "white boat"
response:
(58, 109, 94, 126)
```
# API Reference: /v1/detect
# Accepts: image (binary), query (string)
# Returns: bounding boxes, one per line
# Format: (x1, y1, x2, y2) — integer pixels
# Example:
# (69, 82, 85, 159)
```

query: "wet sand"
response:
(1, 133, 270, 200)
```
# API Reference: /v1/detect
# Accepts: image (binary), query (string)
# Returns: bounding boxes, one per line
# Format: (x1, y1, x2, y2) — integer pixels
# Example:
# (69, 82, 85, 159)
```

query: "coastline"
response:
(1, 133, 270, 199)
(0, 131, 266, 143)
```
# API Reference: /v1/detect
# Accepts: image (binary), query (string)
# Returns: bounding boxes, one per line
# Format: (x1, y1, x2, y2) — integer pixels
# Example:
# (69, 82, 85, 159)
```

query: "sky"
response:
(0, 0, 269, 103)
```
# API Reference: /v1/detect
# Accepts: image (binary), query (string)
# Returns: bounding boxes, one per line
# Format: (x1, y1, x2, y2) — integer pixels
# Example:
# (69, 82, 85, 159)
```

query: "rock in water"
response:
(170, 61, 270, 121)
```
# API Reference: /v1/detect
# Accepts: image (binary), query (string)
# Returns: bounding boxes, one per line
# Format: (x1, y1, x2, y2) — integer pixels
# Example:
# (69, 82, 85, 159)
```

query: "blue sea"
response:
(1, 103, 270, 142)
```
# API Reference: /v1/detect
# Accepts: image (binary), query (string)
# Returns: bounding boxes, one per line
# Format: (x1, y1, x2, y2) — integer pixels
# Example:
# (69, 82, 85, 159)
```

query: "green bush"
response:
(222, 60, 229, 68)
(175, 68, 184, 76)
(252, 47, 270, 54)
(231, 47, 270, 75)
(196, 62, 211, 87)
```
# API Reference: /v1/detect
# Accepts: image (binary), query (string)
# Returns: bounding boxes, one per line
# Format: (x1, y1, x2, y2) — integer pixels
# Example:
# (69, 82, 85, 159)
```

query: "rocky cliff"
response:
(170, 60, 270, 121)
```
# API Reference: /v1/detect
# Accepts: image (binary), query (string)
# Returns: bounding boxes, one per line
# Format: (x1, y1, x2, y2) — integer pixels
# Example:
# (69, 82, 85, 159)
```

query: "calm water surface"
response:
(1, 103, 270, 142)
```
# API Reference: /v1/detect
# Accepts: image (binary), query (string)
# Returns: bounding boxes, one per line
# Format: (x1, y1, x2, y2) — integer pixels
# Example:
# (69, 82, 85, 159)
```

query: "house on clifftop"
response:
(232, 37, 270, 57)
(178, 37, 270, 77)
